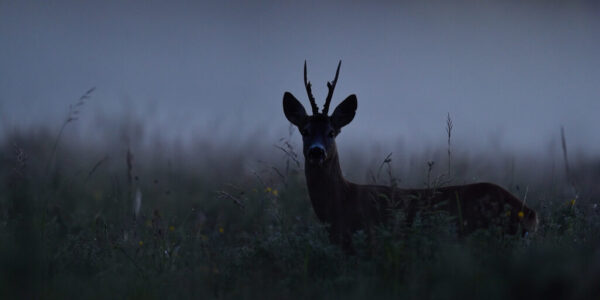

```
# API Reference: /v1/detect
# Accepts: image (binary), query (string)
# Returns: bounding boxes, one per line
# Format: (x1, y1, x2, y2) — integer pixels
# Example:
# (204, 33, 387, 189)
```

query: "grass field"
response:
(1, 112, 599, 299)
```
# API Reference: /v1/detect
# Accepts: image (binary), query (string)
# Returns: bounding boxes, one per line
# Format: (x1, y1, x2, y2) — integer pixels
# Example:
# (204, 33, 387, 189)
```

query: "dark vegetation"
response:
(1, 93, 600, 299)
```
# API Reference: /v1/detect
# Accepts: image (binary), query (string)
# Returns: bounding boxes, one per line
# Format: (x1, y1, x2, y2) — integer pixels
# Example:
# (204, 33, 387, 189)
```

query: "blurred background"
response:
(1, 0, 599, 165)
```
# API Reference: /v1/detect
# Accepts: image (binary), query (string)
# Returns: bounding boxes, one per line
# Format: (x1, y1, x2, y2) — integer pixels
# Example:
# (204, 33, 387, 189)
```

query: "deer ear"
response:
(283, 92, 307, 127)
(331, 94, 357, 129)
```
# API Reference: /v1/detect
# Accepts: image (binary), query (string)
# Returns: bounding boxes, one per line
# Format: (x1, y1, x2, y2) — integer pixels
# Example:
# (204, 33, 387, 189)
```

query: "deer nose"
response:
(307, 145, 326, 164)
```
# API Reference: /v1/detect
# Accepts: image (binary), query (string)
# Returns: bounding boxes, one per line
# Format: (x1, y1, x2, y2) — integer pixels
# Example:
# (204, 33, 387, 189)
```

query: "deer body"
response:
(283, 61, 538, 252)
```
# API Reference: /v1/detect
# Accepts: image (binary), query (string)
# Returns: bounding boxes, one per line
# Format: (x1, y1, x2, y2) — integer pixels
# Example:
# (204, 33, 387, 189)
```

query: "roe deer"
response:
(282, 61, 538, 252)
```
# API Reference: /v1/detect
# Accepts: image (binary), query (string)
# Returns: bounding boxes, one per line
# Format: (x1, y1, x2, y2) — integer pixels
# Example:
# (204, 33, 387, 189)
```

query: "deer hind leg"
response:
(496, 187, 538, 235)
(521, 208, 539, 234)
(458, 192, 510, 234)
(328, 222, 356, 255)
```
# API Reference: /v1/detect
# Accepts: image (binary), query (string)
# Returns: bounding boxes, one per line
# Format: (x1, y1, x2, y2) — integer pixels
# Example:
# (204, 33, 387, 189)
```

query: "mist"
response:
(1, 0, 599, 157)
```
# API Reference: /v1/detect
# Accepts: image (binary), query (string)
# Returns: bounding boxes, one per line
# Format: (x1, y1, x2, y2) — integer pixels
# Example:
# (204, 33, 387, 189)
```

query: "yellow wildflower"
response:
(219, 227, 224, 234)
(169, 225, 175, 232)
(517, 211, 524, 219)
(265, 187, 272, 193)
(272, 189, 278, 196)
(569, 199, 576, 207)
(138, 241, 144, 246)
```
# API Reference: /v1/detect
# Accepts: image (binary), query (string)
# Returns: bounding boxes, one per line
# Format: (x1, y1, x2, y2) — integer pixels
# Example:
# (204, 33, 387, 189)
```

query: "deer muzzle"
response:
(307, 144, 327, 165)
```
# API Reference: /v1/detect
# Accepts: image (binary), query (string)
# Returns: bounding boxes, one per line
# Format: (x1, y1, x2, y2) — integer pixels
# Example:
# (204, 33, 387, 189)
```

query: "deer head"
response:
(283, 61, 357, 166)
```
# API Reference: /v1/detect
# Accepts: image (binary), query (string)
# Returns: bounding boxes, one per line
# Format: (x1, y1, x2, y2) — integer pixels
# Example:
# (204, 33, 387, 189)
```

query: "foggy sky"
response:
(1, 0, 599, 155)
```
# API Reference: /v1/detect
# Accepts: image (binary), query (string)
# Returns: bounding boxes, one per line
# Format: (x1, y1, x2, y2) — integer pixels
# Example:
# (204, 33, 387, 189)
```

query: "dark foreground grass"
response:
(1, 129, 599, 299)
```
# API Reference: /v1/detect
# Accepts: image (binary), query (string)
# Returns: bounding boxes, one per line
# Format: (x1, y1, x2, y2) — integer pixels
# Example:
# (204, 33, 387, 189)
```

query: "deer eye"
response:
(328, 131, 335, 138)
(301, 129, 309, 136)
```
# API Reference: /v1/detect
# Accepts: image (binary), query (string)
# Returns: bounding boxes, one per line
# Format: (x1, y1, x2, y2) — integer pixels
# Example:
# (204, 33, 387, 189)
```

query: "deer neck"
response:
(304, 150, 348, 222)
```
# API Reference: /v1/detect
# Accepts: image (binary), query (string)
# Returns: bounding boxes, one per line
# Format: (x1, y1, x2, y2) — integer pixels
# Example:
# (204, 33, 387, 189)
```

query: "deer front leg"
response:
(328, 220, 355, 255)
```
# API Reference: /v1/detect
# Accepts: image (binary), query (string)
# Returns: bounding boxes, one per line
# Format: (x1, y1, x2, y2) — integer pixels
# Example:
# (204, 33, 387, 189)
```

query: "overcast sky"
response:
(1, 0, 599, 156)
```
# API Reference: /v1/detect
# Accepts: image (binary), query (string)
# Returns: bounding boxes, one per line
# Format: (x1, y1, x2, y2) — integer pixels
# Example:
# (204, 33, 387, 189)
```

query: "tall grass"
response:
(0, 104, 599, 299)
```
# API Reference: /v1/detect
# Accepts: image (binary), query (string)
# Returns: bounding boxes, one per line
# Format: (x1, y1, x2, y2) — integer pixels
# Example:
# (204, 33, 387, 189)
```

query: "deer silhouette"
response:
(282, 61, 538, 252)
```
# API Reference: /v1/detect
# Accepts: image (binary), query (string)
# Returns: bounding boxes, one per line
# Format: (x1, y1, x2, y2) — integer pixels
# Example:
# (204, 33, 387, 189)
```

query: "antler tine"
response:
(304, 60, 319, 115)
(322, 60, 341, 115)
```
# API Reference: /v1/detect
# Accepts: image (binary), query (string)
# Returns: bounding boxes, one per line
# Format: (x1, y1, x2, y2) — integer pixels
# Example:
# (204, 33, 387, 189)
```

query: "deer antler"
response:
(304, 61, 319, 115)
(322, 60, 341, 115)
